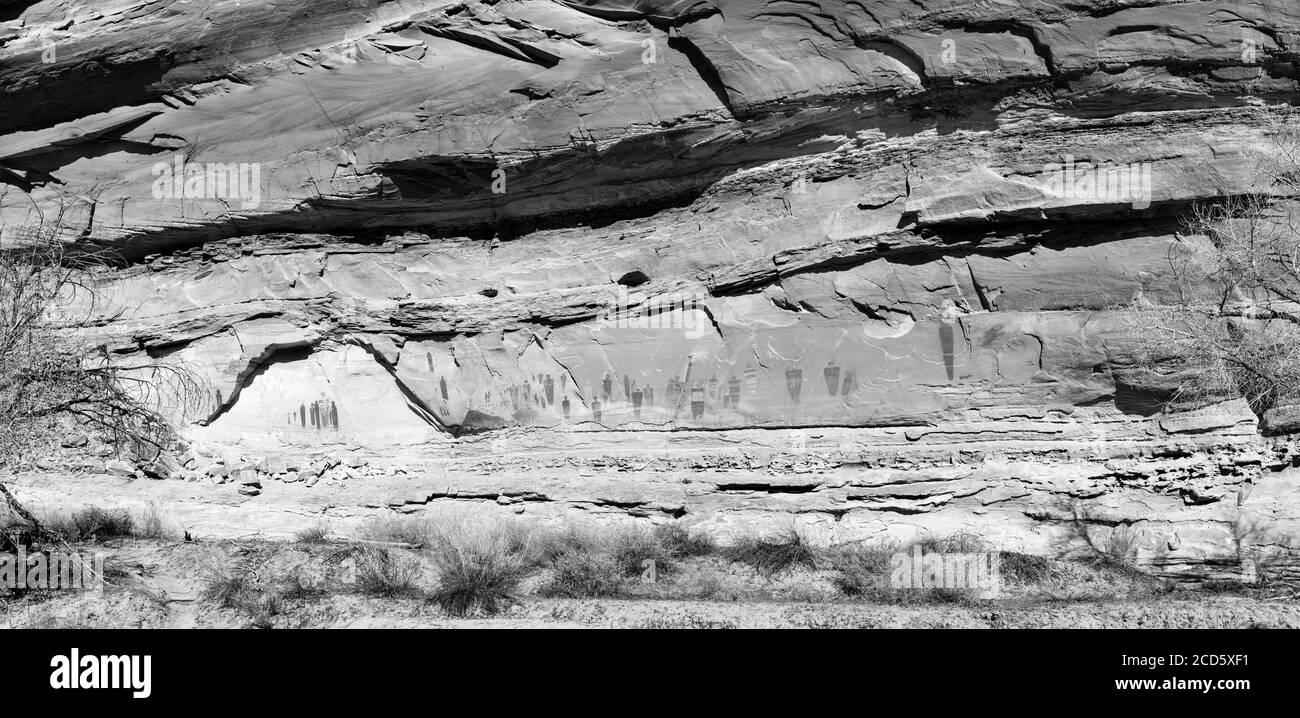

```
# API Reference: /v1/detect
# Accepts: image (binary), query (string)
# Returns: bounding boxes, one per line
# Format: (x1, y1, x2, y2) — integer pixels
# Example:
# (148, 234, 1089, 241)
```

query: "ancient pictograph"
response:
(287, 398, 340, 431)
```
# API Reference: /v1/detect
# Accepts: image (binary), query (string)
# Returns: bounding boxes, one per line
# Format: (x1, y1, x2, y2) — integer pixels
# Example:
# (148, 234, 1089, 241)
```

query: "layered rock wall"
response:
(3, 0, 1300, 575)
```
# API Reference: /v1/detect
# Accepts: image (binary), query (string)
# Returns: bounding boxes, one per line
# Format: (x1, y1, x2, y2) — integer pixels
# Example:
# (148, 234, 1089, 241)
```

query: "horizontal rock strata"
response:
(3, 0, 1300, 576)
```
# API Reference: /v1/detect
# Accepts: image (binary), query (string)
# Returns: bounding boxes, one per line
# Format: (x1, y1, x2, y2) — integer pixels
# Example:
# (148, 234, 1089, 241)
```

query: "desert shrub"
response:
(48, 506, 135, 542)
(354, 546, 421, 597)
(680, 568, 725, 599)
(498, 519, 534, 557)
(38, 514, 77, 542)
(825, 543, 895, 597)
(654, 523, 716, 557)
(248, 592, 283, 629)
(276, 568, 326, 601)
(0, 231, 201, 470)
(295, 521, 330, 544)
(135, 502, 169, 539)
(424, 516, 531, 617)
(539, 549, 624, 598)
(918, 530, 991, 554)
(359, 515, 431, 546)
(1000, 551, 1051, 584)
(1200, 579, 1255, 595)
(924, 588, 977, 605)
(1099, 525, 1145, 569)
(1122, 107, 1300, 420)
(78, 506, 135, 540)
(200, 570, 260, 610)
(0, 225, 203, 555)
(531, 523, 601, 566)
(723, 529, 820, 574)
(824, 540, 989, 604)
(610, 525, 673, 577)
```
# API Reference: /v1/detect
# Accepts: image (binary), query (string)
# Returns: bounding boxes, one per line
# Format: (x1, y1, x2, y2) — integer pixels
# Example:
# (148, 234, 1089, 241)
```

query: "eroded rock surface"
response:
(3, 0, 1300, 576)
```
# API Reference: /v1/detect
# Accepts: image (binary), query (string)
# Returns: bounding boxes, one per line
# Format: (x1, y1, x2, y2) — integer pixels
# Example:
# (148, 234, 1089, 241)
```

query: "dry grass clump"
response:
(353, 546, 421, 597)
(358, 515, 432, 546)
(295, 521, 331, 544)
(722, 529, 820, 574)
(530, 521, 722, 598)
(824, 542, 896, 597)
(823, 533, 1003, 605)
(44, 506, 135, 542)
(530, 523, 603, 566)
(135, 502, 171, 539)
(425, 515, 530, 617)
(654, 523, 716, 558)
(200, 569, 260, 610)
(275, 567, 326, 601)
(610, 525, 674, 577)
(999, 551, 1051, 585)
(1099, 525, 1145, 569)
(538, 549, 625, 598)
(916, 530, 991, 554)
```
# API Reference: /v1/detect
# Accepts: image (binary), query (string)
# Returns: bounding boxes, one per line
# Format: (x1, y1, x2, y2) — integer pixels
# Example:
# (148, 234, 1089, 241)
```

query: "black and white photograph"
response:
(0, 0, 1295, 704)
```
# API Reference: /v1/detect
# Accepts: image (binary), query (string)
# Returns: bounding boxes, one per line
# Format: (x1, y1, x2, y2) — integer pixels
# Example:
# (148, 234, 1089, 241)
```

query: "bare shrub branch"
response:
(1120, 106, 1300, 424)
(1, 203, 205, 469)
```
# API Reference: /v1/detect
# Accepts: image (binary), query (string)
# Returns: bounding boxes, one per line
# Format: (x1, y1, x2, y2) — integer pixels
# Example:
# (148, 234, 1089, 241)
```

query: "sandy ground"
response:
(2, 538, 1297, 629)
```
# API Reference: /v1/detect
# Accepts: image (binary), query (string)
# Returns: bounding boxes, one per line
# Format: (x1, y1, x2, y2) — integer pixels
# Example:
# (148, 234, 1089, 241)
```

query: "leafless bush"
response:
(0, 209, 204, 469)
(1121, 106, 1300, 422)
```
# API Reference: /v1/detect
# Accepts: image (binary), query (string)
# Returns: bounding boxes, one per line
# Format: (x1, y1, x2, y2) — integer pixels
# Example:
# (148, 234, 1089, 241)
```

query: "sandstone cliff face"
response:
(3, 0, 1300, 576)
